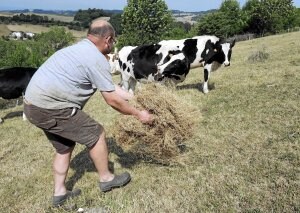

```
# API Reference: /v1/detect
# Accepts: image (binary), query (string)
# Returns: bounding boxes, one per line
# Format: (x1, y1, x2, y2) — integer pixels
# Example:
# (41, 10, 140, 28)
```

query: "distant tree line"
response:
(194, 0, 300, 38)
(0, 8, 122, 34)
(1, 0, 300, 52)
(118, 0, 300, 48)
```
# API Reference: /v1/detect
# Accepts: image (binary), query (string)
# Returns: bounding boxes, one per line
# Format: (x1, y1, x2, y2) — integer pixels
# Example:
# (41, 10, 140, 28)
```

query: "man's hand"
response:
(137, 110, 154, 124)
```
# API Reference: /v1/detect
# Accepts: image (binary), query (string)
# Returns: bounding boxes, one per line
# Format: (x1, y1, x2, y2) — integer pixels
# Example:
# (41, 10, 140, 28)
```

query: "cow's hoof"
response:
(203, 89, 209, 94)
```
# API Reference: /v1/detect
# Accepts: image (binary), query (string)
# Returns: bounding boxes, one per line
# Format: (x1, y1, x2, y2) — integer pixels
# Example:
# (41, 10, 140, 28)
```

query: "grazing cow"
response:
(159, 35, 235, 93)
(117, 44, 183, 93)
(23, 32, 35, 40)
(9, 31, 25, 40)
(0, 67, 38, 120)
(116, 35, 235, 93)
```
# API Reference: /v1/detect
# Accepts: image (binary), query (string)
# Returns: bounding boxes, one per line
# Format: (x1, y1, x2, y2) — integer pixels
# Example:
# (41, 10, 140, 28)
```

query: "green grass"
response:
(0, 31, 299, 212)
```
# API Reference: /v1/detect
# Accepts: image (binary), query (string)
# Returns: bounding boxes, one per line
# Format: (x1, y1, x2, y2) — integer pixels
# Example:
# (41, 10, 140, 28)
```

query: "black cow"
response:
(0, 67, 37, 121)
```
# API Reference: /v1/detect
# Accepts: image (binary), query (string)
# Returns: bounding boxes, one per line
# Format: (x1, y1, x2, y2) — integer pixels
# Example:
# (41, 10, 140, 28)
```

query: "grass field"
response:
(0, 32, 299, 212)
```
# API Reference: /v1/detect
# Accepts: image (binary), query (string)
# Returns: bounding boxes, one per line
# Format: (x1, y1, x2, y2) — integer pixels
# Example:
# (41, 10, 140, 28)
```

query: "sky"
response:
(0, 0, 299, 12)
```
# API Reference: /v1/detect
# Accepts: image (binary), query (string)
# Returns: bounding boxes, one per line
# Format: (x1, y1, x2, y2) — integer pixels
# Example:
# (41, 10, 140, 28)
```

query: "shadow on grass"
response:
(66, 148, 96, 190)
(107, 137, 176, 167)
(66, 137, 170, 189)
(0, 111, 24, 124)
(107, 137, 142, 168)
(176, 82, 215, 91)
(66, 137, 139, 190)
(3, 110, 23, 119)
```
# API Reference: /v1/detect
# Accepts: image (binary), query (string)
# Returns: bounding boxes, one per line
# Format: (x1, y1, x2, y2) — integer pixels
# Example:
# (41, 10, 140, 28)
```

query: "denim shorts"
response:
(24, 101, 103, 154)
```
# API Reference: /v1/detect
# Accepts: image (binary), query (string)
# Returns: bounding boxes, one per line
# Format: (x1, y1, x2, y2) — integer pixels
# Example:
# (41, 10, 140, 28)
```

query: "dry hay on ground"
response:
(112, 83, 200, 164)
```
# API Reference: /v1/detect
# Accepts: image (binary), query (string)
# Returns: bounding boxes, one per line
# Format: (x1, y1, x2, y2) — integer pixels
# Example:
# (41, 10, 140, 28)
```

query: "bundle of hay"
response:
(111, 83, 200, 164)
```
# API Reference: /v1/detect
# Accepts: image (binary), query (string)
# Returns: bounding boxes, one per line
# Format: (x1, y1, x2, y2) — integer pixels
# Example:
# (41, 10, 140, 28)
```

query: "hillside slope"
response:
(0, 31, 299, 212)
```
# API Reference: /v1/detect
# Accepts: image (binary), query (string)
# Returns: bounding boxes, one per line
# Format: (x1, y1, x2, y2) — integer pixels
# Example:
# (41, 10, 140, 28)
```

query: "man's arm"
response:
(101, 90, 153, 124)
(114, 84, 133, 101)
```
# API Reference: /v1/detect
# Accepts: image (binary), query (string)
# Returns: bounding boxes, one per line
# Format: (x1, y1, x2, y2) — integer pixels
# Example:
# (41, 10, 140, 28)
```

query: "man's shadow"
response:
(66, 137, 141, 190)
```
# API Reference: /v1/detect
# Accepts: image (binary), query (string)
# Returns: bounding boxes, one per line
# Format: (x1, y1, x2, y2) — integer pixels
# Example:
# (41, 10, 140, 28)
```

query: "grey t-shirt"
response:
(25, 39, 115, 109)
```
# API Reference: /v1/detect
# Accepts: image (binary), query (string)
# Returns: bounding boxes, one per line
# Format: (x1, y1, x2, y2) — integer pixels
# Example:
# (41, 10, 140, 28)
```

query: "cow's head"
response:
(213, 39, 235, 66)
(201, 39, 220, 64)
(106, 53, 120, 75)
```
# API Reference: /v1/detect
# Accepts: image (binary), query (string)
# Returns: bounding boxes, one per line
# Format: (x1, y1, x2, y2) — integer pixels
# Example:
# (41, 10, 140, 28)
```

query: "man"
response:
(24, 19, 153, 207)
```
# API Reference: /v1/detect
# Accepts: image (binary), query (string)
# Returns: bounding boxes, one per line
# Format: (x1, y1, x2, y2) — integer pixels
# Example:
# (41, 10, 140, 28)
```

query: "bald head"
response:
(88, 19, 115, 38)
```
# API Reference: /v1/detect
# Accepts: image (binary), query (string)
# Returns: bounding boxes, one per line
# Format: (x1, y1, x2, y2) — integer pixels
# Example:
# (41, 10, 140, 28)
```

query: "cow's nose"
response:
(224, 62, 230, 67)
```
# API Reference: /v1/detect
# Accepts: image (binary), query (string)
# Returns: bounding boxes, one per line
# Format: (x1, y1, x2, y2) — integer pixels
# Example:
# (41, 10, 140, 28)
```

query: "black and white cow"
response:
(9, 31, 25, 40)
(117, 44, 183, 93)
(158, 35, 235, 93)
(0, 67, 38, 120)
(23, 32, 35, 40)
(116, 35, 235, 93)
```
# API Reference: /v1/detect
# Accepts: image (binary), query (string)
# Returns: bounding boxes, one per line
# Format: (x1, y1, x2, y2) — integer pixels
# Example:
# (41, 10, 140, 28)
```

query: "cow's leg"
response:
(22, 94, 27, 121)
(128, 78, 137, 94)
(121, 73, 130, 91)
(203, 64, 212, 94)
(23, 112, 27, 121)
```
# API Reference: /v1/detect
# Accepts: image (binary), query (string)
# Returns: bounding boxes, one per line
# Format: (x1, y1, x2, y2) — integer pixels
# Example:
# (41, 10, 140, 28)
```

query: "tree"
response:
(290, 8, 300, 27)
(35, 27, 74, 52)
(110, 13, 123, 36)
(119, 0, 173, 47)
(195, 0, 246, 38)
(0, 27, 75, 68)
(243, 0, 295, 35)
(162, 21, 193, 40)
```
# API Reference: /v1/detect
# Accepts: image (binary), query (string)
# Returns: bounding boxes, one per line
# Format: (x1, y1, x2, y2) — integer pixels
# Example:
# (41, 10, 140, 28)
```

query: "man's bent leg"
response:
(89, 131, 114, 182)
(89, 131, 131, 192)
(53, 147, 74, 196)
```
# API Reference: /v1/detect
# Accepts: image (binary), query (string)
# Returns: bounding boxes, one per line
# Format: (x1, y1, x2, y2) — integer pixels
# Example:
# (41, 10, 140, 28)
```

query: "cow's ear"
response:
(219, 38, 225, 44)
(230, 39, 236, 48)
(215, 40, 222, 51)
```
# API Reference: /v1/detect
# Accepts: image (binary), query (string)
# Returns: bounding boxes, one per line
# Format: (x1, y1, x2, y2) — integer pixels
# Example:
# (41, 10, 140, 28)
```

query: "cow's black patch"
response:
(118, 59, 123, 69)
(129, 44, 163, 80)
(207, 40, 226, 64)
(0, 67, 37, 99)
(204, 68, 209, 82)
(182, 39, 198, 63)
(162, 58, 190, 82)
(122, 62, 127, 71)
(162, 50, 182, 64)
(200, 40, 218, 63)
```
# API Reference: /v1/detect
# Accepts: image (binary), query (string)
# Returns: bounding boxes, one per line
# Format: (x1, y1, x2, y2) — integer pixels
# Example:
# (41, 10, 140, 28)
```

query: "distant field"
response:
(0, 24, 10, 37)
(0, 12, 74, 22)
(174, 15, 197, 24)
(2, 23, 87, 40)
(0, 12, 86, 39)
(0, 10, 113, 40)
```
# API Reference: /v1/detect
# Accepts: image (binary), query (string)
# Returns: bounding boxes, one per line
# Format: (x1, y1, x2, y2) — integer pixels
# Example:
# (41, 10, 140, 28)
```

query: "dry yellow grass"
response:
(0, 24, 11, 37)
(112, 84, 199, 164)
